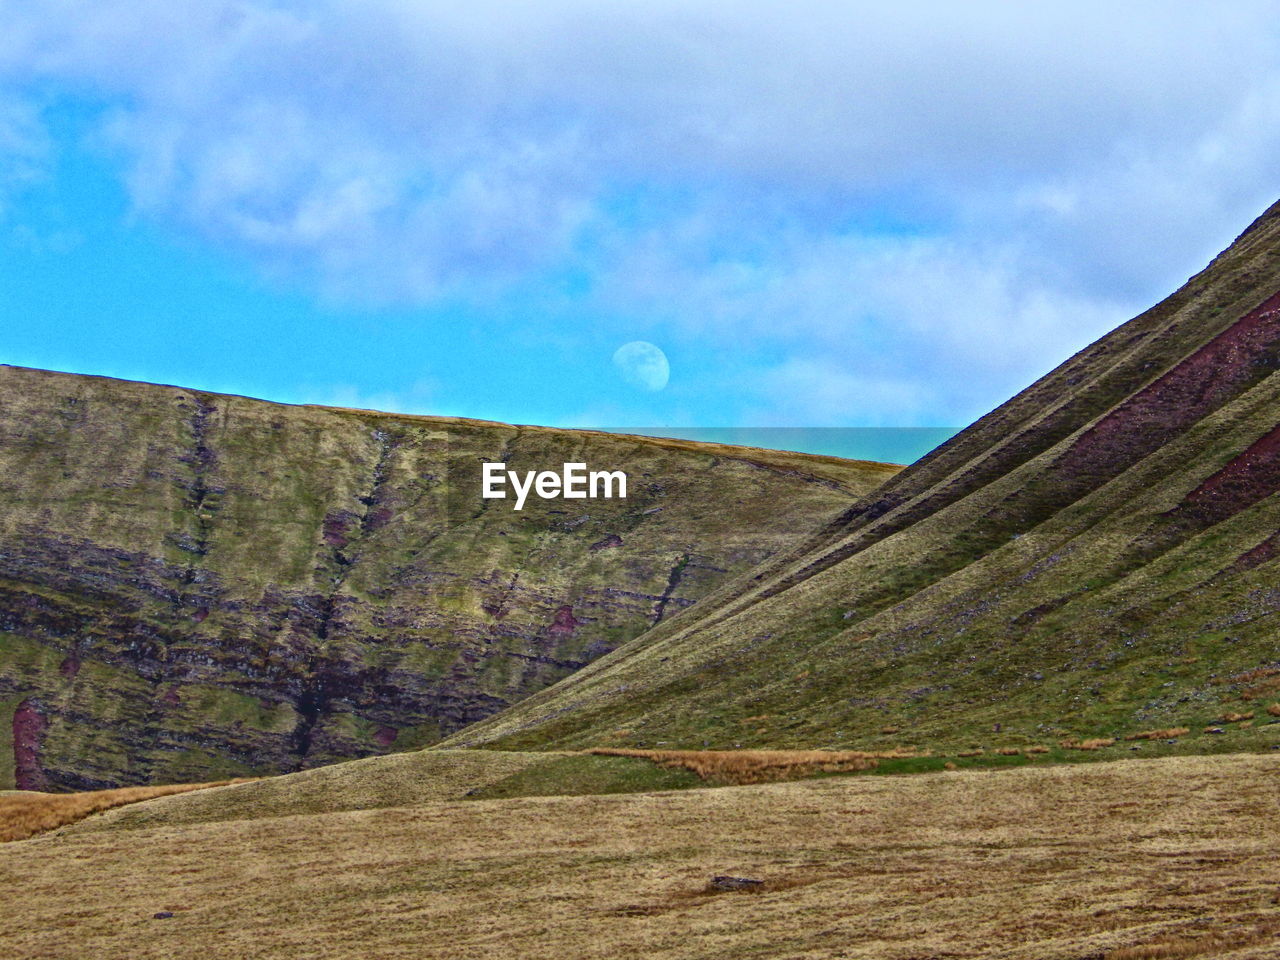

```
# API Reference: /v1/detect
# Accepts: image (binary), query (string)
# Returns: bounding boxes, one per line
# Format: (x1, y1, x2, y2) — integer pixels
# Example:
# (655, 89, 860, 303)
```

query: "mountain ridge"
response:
(448, 198, 1280, 755)
(0, 364, 898, 789)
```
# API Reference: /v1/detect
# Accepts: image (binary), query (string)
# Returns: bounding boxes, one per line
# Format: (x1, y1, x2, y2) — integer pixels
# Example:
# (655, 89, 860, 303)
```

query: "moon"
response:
(612, 341, 670, 392)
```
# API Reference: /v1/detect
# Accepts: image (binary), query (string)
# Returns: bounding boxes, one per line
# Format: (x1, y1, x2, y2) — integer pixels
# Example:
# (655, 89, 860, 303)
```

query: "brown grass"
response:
(1268, 703, 1280, 717)
(957, 748, 984, 757)
(0, 780, 254, 842)
(1226, 665, 1280, 685)
(4, 753, 1278, 960)
(1061, 738, 1116, 750)
(1123, 728, 1190, 741)
(584, 748, 919, 784)
(992, 745, 1051, 756)
(1105, 922, 1280, 958)
(1239, 675, 1280, 699)
(1218, 711, 1254, 723)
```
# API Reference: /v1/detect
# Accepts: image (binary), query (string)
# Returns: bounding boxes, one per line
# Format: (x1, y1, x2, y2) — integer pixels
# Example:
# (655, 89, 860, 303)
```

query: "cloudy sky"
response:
(2, 2, 1279, 438)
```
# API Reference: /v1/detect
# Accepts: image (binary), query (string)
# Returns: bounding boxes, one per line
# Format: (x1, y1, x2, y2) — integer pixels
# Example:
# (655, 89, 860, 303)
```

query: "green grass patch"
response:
(464, 754, 702, 800)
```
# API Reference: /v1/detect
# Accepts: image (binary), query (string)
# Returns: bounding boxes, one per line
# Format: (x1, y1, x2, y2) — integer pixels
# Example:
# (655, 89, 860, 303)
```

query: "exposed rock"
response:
(0, 365, 898, 788)
(709, 876, 764, 891)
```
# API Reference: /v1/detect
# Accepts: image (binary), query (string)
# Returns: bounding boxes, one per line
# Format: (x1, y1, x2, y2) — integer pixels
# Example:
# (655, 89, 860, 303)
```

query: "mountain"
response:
(0, 365, 899, 789)
(450, 198, 1280, 756)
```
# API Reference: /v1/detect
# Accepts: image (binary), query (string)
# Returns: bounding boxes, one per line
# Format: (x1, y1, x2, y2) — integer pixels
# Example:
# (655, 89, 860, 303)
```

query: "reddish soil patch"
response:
(364, 506, 393, 531)
(1067, 290, 1280, 483)
(1180, 423, 1280, 525)
(322, 511, 355, 547)
(1229, 532, 1280, 573)
(12, 699, 49, 791)
(549, 605, 580, 635)
(373, 725, 398, 747)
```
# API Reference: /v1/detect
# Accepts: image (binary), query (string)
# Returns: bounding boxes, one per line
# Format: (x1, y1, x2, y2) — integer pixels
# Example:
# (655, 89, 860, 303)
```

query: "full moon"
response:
(612, 341, 670, 392)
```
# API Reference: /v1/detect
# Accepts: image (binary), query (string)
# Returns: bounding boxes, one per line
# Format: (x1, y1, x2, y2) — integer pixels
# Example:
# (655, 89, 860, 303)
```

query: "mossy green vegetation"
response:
(0, 366, 897, 788)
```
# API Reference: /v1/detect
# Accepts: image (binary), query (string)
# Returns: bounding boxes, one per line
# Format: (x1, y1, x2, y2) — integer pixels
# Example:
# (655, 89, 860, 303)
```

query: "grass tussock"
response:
(1123, 728, 1190, 741)
(1, 779, 253, 841)
(1267, 703, 1280, 717)
(1218, 711, 1254, 723)
(1238, 673, 1280, 699)
(992, 745, 1050, 756)
(1061, 738, 1116, 750)
(584, 748, 919, 784)
(1228, 665, 1280, 684)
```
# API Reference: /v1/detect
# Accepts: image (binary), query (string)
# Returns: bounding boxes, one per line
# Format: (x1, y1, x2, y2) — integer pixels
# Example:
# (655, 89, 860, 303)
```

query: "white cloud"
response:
(0, 91, 47, 217)
(2, 1, 1280, 421)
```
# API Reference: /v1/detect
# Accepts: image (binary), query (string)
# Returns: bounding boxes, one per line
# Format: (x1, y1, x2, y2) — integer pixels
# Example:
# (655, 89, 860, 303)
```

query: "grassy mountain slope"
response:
(450, 198, 1280, 755)
(0, 365, 898, 789)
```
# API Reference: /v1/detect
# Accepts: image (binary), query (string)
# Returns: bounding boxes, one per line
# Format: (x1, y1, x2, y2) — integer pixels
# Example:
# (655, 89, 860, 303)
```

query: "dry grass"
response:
(1123, 728, 1190, 741)
(992, 745, 1050, 756)
(1240, 675, 1280, 699)
(3, 753, 1279, 960)
(1218, 711, 1254, 723)
(1228, 666, 1280, 703)
(0, 780, 253, 841)
(1062, 737, 1116, 750)
(1268, 703, 1280, 717)
(584, 748, 918, 784)
(1105, 923, 1280, 959)
(45, 749, 563, 835)
(1224, 665, 1280, 685)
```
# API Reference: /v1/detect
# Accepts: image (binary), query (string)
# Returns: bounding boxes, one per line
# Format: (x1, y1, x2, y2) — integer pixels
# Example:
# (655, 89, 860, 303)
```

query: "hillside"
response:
(4, 752, 1279, 959)
(0, 365, 899, 789)
(450, 198, 1280, 756)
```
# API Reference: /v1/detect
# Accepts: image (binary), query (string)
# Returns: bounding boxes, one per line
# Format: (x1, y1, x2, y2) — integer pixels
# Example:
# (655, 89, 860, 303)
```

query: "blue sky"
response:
(2, 2, 1280, 445)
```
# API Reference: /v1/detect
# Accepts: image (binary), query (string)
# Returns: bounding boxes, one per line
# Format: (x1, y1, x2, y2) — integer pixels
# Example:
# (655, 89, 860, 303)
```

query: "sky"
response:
(2, 2, 1280, 445)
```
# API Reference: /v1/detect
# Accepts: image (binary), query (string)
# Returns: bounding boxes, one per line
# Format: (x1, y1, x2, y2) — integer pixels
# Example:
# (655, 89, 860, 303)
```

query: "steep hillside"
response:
(452, 198, 1280, 754)
(0, 365, 898, 789)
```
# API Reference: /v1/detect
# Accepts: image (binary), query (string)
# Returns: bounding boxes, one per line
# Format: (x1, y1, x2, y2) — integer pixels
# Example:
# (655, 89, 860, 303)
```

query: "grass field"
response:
(0, 779, 253, 841)
(3, 752, 1279, 959)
